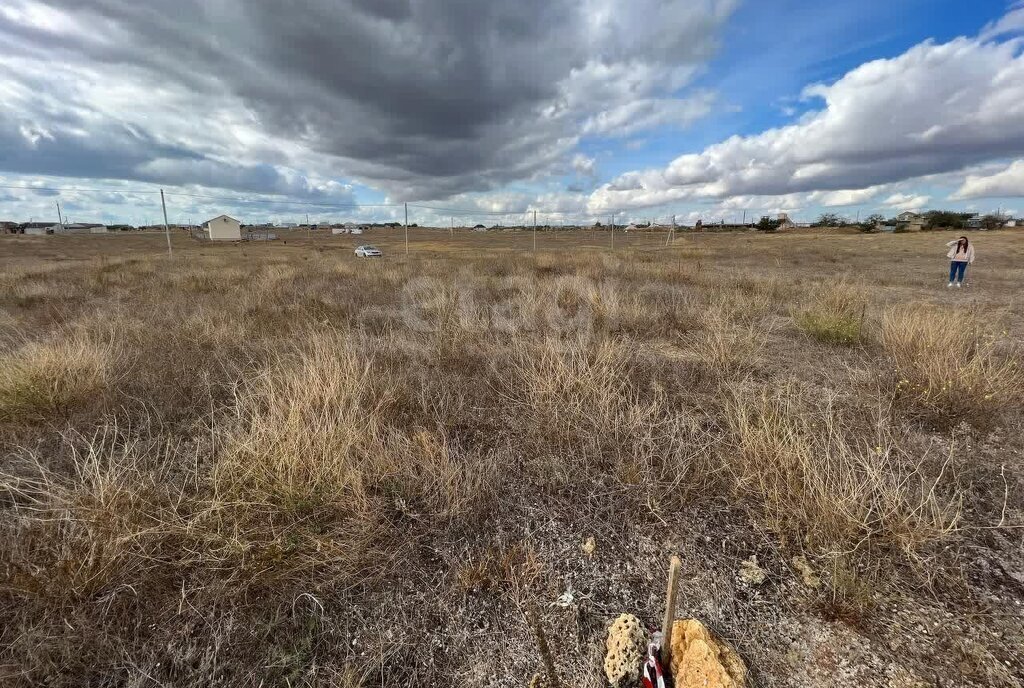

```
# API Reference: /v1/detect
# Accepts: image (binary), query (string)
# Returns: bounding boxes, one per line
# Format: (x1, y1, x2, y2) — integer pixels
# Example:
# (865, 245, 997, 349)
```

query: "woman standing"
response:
(946, 236, 975, 288)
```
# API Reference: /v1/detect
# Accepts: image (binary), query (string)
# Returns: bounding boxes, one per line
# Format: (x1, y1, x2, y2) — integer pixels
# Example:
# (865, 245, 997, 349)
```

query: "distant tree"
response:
(815, 213, 843, 227)
(923, 210, 972, 229)
(593, 221, 603, 228)
(980, 214, 1003, 230)
(756, 216, 783, 232)
(409, 223, 419, 227)
(860, 213, 886, 232)
(474, 224, 486, 229)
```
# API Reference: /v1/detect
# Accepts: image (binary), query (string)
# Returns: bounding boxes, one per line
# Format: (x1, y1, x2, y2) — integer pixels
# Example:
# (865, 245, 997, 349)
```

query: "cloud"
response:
(588, 27, 1024, 212)
(980, 2, 1024, 40)
(882, 192, 930, 211)
(571, 154, 597, 178)
(0, 0, 734, 200)
(952, 159, 1024, 198)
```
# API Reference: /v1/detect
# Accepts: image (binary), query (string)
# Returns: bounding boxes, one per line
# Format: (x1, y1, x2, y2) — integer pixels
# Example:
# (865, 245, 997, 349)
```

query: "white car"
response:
(354, 245, 382, 257)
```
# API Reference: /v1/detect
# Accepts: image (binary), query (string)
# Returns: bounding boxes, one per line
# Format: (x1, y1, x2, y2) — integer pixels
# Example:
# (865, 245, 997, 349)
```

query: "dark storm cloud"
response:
(0, 0, 734, 199)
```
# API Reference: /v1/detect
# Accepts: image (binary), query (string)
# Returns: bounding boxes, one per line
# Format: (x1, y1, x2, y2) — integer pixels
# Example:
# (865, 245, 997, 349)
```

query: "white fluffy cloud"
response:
(953, 159, 1024, 199)
(571, 154, 598, 178)
(882, 193, 930, 211)
(589, 27, 1024, 213)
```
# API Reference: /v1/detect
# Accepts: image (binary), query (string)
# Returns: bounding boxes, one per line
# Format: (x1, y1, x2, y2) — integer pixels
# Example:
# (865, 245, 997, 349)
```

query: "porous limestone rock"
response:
(670, 619, 747, 688)
(604, 613, 646, 687)
(528, 673, 550, 688)
(791, 555, 822, 589)
(738, 555, 767, 586)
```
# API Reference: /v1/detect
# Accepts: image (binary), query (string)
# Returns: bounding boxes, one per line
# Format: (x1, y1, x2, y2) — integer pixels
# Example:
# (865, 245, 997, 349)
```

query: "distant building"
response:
(201, 215, 242, 241)
(54, 222, 106, 234)
(777, 213, 795, 229)
(1006, 218, 1019, 227)
(965, 214, 983, 229)
(896, 211, 921, 223)
(20, 222, 58, 235)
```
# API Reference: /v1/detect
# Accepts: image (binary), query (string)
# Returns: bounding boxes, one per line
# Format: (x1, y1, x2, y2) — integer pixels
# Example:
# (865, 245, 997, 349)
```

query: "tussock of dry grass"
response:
(0, 332, 119, 423)
(794, 283, 868, 346)
(503, 338, 706, 487)
(686, 308, 768, 374)
(722, 382, 962, 557)
(217, 333, 490, 522)
(882, 305, 1023, 426)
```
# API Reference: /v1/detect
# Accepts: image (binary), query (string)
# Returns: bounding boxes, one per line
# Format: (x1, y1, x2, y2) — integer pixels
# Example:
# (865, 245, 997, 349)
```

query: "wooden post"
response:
(527, 606, 559, 688)
(660, 556, 682, 667)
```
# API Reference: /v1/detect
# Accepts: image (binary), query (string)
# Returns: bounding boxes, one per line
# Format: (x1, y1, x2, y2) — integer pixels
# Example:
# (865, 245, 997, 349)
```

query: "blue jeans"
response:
(949, 261, 967, 283)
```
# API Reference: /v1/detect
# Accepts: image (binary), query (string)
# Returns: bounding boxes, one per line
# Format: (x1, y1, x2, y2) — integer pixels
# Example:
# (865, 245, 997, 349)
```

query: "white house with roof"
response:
(201, 215, 242, 241)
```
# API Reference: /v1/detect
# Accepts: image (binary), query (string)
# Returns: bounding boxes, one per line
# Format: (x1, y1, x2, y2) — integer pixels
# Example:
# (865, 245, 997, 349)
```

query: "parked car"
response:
(354, 245, 382, 257)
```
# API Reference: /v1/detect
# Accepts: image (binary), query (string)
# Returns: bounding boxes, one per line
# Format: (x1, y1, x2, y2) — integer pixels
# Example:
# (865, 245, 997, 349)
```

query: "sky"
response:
(1, 0, 1023, 227)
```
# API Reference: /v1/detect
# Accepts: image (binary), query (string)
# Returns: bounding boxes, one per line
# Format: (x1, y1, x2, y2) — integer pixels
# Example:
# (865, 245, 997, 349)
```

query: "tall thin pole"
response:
(404, 202, 409, 256)
(160, 189, 172, 256)
(609, 213, 614, 249)
(742, 209, 746, 226)
(56, 202, 65, 233)
(533, 210, 537, 251)
(450, 216, 454, 238)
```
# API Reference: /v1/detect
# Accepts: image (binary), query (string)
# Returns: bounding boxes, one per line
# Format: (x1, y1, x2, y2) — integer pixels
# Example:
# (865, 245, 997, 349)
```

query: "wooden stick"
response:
(660, 556, 682, 667)
(527, 606, 559, 688)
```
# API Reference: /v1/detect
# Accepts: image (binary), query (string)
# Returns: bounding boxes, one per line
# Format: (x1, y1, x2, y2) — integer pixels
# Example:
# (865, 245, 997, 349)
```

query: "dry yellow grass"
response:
(882, 305, 1023, 426)
(0, 228, 1021, 686)
(0, 331, 120, 422)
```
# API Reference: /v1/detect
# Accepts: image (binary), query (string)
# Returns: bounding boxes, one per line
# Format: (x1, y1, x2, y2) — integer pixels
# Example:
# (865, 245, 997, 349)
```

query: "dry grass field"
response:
(1, 227, 1022, 687)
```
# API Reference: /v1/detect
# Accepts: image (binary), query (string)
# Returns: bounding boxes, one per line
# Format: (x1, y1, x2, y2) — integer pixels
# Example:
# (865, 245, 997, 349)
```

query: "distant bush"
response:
(859, 214, 886, 232)
(815, 213, 844, 227)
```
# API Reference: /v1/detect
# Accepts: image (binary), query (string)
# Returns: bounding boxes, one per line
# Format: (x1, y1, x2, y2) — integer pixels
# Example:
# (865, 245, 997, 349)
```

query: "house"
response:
(20, 222, 58, 235)
(1, 221, 17, 234)
(54, 222, 105, 234)
(201, 215, 242, 241)
(1004, 218, 1018, 228)
(895, 212, 924, 232)
(965, 214, 983, 229)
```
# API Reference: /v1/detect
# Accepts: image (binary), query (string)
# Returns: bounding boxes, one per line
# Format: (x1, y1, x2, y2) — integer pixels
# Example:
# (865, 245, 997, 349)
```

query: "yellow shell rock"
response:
(670, 619, 747, 688)
(604, 613, 646, 687)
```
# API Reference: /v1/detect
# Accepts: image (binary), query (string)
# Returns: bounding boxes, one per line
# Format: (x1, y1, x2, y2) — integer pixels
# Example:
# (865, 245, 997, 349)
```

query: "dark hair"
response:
(957, 236, 969, 253)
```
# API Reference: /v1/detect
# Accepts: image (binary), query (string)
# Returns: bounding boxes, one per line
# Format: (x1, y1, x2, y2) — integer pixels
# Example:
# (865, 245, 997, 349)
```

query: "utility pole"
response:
(533, 209, 537, 251)
(56, 202, 65, 233)
(609, 213, 614, 249)
(404, 202, 409, 256)
(160, 189, 172, 256)
(742, 209, 746, 226)
(666, 213, 675, 247)
(450, 216, 454, 238)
